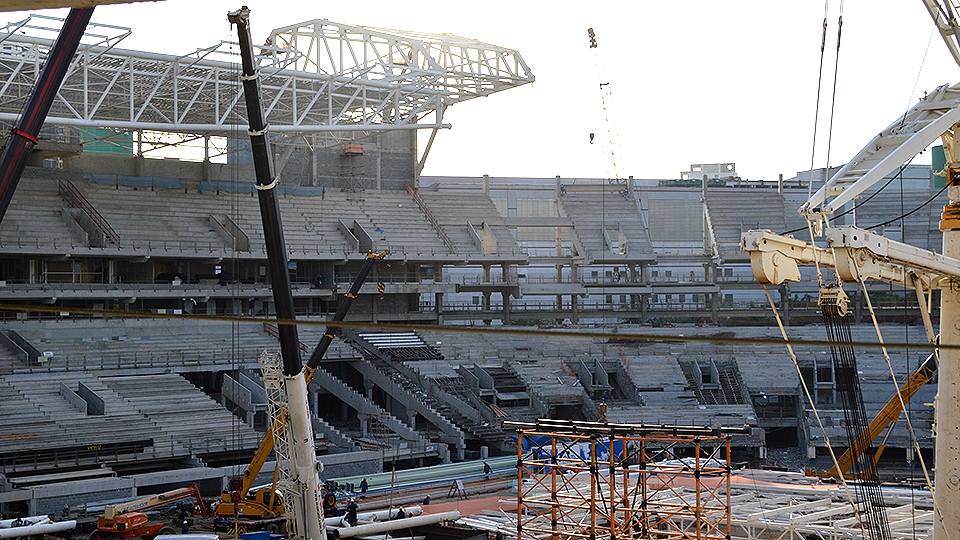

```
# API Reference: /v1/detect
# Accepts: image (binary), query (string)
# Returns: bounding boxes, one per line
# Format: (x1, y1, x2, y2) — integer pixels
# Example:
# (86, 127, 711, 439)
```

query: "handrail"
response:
(262, 322, 309, 352)
(405, 182, 456, 253)
(58, 179, 120, 244)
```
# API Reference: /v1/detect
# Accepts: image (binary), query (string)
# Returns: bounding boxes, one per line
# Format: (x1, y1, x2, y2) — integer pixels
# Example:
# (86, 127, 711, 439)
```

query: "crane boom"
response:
(217, 251, 387, 521)
(228, 7, 324, 540)
(923, 0, 960, 67)
(307, 250, 388, 371)
(800, 82, 960, 221)
(104, 484, 204, 520)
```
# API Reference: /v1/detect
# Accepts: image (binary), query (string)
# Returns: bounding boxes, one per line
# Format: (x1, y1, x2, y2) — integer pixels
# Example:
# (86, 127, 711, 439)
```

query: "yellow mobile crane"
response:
(215, 250, 387, 532)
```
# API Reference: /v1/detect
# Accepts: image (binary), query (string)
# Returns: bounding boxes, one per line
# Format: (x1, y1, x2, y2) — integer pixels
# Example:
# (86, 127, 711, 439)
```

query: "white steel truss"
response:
(0, 13, 534, 140)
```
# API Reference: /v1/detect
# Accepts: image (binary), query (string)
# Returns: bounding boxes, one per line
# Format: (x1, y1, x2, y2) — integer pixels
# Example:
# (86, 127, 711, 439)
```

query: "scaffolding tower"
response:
(507, 419, 750, 540)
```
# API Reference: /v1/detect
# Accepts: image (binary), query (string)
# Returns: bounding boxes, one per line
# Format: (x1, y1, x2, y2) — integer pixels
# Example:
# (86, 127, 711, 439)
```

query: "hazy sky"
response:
(4, 1, 959, 182)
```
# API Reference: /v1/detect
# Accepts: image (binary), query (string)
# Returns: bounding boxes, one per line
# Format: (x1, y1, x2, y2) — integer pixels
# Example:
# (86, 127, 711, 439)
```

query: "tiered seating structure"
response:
(354, 331, 444, 361)
(702, 188, 787, 263)
(0, 371, 259, 474)
(0, 319, 280, 375)
(557, 192, 655, 263)
(0, 171, 86, 252)
(417, 191, 525, 259)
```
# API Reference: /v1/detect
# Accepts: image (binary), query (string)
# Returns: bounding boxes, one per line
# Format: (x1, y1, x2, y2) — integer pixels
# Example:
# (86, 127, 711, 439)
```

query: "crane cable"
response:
(823, 0, 845, 180)
(805, 0, 834, 290)
(762, 285, 866, 526)
(806, 0, 832, 205)
(821, 294, 891, 540)
(854, 271, 952, 540)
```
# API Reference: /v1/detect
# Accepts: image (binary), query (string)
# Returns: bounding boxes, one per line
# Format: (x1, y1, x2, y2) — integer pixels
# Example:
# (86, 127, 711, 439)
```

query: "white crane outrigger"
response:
(742, 3, 960, 538)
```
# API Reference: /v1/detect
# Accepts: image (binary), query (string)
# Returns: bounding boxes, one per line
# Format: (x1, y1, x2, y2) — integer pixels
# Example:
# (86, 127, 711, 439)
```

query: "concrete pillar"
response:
(482, 174, 489, 195)
(556, 264, 564, 310)
(434, 263, 443, 323)
(359, 413, 369, 437)
(364, 380, 374, 400)
(571, 295, 579, 324)
(483, 291, 491, 311)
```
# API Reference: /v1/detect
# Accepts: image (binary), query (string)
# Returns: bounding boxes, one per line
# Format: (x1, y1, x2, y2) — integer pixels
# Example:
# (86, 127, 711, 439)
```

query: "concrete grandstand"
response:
(0, 9, 945, 523)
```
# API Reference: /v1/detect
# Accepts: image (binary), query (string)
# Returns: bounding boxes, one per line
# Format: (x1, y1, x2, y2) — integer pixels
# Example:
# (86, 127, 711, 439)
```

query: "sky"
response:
(4, 0, 960, 182)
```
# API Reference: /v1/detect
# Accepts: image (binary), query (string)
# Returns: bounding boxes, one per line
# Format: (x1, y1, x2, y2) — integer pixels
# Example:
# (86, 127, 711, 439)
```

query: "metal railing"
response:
(58, 179, 120, 244)
(405, 182, 456, 253)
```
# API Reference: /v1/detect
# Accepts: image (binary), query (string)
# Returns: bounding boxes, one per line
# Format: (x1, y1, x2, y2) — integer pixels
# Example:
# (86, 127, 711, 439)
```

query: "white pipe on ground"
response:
(324, 505, 423, 527)
(329, 510, 460, 539)
(0, 516, 49, 528)
(0, 520, 75, 538)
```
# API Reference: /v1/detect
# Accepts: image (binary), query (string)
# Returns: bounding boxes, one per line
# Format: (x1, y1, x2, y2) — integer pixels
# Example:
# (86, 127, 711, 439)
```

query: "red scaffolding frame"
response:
(509, 420, 746, 540)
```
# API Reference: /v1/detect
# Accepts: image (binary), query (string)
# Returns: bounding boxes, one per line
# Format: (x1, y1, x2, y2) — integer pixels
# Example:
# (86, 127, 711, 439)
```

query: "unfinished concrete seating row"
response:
(702, 189, 786, 262)
(417, 191, 525, 258)
(558, 193, 654, 261)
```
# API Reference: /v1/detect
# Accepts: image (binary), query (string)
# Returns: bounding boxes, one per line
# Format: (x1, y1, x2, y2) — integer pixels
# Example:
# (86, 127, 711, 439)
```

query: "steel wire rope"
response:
(863, 184, 947, 231)
(888, 164, 938, 538)
(783, 161, 912, 235)
(855, 275, 944, 537)
(806, 0, 833, 204)
(823, 0, 844, 180)
(761, 284, 866, 528)
(228, 48, 244, 481)
(821, 301, 891, 540)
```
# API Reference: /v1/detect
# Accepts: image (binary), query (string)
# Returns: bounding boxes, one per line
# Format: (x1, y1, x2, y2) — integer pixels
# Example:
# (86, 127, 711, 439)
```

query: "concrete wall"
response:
(62, 130, 417, 193)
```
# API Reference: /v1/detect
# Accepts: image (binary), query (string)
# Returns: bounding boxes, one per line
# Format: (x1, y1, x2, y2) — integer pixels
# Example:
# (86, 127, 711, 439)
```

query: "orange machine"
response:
(91, 483, 209, 540)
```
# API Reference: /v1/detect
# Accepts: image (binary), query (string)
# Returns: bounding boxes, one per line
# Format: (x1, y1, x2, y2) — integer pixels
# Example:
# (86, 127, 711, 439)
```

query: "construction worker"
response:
(359, 478, 368, 493)
(422, 494, 431, 505)
(483, 461, 492, 475)
(395, 507, 405, 520)
(345, 499, 358, 526)
(181, 521, 189, 534)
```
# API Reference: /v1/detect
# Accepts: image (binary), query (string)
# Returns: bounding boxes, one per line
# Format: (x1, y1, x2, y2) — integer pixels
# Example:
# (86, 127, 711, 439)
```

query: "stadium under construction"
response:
(0, 6, 951, 540)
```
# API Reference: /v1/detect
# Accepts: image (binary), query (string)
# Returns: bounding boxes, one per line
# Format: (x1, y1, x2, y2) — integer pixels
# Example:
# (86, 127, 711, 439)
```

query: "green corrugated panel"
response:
(933, 145, 946, 188)
(79, 128, 133, 156)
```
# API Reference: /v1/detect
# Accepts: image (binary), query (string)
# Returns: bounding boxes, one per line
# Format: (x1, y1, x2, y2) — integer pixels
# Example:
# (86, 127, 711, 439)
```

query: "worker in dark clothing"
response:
(422, 494, 431, 505)
(181, 521, 189, 534)
(483, 461, 492, 475)
(345, 499, 358, 526)
(395, 507, 405, 520)
(495, 529, 504, 540)
(359, 478, 368, 493)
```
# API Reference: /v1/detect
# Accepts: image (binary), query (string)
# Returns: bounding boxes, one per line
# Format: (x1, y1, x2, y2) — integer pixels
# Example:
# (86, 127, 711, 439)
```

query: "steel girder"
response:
(0, 13, 534, 141)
